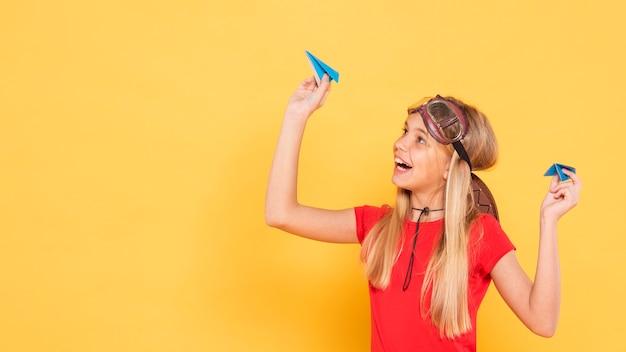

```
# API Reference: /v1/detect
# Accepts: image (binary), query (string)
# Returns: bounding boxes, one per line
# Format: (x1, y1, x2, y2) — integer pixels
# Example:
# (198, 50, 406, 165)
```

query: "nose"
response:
(394, 135, 408, 152)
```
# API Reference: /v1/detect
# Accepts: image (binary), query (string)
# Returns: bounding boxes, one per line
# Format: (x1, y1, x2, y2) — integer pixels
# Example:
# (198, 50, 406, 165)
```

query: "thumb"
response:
(312, 74, 331, 105)
(548, 174, 560, 192)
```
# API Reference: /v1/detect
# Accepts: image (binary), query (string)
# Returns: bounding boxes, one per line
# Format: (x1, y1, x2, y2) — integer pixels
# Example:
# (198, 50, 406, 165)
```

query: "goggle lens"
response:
(426, 101, 463, 141)
(407, 95, 472, 170)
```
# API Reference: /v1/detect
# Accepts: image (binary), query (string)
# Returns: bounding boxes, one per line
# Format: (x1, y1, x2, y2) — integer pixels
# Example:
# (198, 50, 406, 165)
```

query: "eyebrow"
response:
(404, 122, 429, 137)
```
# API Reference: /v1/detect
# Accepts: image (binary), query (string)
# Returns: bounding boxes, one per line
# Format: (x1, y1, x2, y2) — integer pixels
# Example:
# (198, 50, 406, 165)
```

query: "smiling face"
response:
(392, 113, 451, 205)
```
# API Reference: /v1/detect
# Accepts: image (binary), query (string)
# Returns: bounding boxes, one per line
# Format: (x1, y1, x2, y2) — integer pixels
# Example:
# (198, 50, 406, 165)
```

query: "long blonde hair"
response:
(360, 97, 498, 338)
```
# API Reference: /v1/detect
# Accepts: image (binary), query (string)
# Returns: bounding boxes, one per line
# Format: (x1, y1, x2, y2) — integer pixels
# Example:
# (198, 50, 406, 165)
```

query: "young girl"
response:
(265, 75, 581, 351)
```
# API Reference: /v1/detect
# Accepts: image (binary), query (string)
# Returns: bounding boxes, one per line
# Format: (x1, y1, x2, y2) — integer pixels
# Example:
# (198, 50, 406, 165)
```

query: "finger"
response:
(552, 188, 567, 199)
(550, 180, 574, 195)
(319, 89, 330, 106)
(314, 74, 331, 101)
(319, 74, 331, 90)
(552, 183, 576, 200)
(297, 77, 315, 92)
(554, 188, 578, 209)
(562, 168, 581, 186)
(548, 174, 560, 191)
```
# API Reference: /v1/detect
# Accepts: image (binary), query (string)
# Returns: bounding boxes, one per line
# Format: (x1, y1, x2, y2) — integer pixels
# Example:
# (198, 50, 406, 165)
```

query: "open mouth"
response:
(395, 157, 412, 171)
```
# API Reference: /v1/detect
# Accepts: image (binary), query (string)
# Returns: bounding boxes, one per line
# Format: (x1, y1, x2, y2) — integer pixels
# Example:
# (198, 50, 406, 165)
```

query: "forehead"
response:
(405, 113, 427, 130)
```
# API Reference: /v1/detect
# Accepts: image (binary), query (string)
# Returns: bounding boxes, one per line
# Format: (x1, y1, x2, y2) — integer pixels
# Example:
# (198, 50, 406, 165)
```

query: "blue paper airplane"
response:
(305, 51, 340, 85)
(544, 163, 576, 182)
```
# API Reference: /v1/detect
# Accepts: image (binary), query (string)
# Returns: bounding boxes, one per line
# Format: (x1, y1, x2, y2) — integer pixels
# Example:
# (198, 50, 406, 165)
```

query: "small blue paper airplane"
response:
(305, 51, 340, 85)
(544, 163, 576, 182)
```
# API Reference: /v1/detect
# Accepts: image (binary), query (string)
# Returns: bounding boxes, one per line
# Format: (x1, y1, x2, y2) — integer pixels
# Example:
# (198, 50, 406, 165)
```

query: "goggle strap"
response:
(453, 141, 472, 171)
(471, 173, 499, 221)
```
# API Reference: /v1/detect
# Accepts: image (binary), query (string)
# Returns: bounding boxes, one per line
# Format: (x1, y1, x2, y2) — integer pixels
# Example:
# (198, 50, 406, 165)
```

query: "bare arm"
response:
(491, 168, 581, 337)
(264, 75, 358, 243)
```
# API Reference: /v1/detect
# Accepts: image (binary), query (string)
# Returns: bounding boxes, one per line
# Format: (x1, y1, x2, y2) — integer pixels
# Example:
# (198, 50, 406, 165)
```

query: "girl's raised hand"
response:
(540, 168, 582, 221)
(285, 74, 331, 119)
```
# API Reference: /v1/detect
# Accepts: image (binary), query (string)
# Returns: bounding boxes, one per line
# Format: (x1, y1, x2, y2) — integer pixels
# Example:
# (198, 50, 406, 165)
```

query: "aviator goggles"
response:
(407, 95, 472, 170)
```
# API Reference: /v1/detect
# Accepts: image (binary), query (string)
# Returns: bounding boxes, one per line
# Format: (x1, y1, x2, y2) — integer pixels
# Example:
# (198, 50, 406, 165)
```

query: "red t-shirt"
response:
(355, 205, 515, 352)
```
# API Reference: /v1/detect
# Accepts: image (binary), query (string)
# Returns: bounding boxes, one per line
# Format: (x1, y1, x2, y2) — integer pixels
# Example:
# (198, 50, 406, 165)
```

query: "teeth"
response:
(395, 157, 411, 168)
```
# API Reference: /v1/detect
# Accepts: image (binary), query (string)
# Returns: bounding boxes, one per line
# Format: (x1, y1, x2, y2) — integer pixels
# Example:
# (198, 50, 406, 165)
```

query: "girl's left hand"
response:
(285, 74, 331, 119)
(540, 168, 582, 220)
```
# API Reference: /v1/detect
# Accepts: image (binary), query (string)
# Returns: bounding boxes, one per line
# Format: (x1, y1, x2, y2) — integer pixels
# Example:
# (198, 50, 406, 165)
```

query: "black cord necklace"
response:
(402, 207, 444, 291)
(411, 207, 444, 213)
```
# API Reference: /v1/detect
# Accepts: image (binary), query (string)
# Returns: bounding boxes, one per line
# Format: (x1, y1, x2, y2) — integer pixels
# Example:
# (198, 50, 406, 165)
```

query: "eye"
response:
(402, 128, 408, 135)
(417, 136, 426, 145)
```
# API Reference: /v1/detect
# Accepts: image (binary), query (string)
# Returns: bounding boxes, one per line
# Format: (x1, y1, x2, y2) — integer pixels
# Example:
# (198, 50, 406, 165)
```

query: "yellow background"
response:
(1, 0, 624, 351)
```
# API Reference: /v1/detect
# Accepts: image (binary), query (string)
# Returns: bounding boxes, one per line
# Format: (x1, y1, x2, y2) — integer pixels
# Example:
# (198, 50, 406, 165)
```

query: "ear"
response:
(437, 146, 452, 181)
(442, 161, 450, 181)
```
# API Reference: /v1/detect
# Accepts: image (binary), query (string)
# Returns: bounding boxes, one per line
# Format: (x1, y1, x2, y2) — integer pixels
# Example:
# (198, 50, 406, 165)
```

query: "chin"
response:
(391, 175, 410, 190)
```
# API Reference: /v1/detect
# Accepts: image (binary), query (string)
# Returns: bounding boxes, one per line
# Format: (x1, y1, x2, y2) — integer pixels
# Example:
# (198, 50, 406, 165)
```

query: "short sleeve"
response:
(471, 214, 516, 278)
(354, 205, 392, 243)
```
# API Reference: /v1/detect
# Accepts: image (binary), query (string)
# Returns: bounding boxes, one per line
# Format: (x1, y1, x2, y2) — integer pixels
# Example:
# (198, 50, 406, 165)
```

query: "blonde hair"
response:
(360, 97, 498, 338)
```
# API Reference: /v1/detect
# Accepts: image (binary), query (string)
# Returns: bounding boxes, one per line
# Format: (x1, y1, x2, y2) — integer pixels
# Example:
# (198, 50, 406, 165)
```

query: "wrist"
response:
(284, 104, 314, 119)
(539, 212, 558, 233)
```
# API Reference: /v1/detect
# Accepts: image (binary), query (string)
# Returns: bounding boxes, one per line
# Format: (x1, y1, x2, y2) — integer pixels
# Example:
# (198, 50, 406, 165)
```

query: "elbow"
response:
(265, 199, 301, 231)
(264, 210, 279, 228)
(264, 208, 287, 229)
(530, 320, 558, 338)
(534, 328, 557, 338)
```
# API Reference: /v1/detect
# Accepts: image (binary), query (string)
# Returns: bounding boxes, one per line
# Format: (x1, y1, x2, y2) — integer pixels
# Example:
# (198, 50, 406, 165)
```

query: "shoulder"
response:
(354, 204, 392, 226)
(473, 212, 500, 228)
(470, 213, 507, 239)
(354, 205, 393, 242)
(355, 204, 392, 218)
